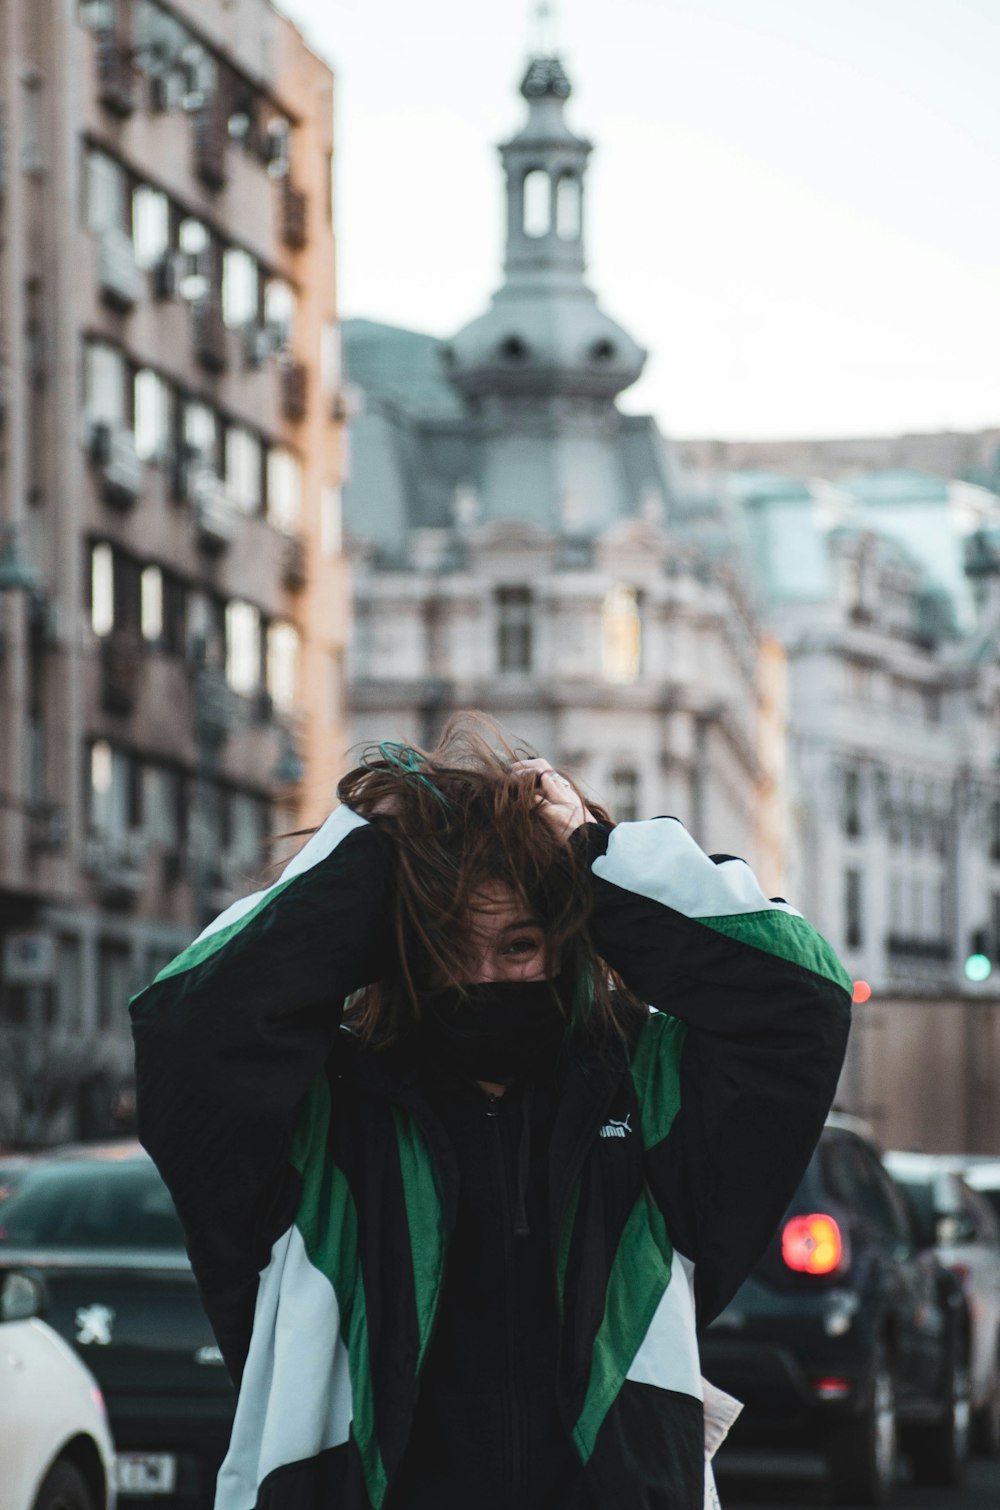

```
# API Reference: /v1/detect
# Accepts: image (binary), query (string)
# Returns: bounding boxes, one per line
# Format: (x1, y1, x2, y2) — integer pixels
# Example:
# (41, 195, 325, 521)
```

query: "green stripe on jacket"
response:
(291, 1076, 387, 1508)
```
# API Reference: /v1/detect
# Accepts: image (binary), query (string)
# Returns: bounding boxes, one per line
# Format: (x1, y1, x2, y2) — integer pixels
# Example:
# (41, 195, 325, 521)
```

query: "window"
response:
(602, 585, 642, 684)
(522, 170, 550, 237)
(266, 117, 290, 178)
(222, 247, 259, 328)
(845, 867, 863, 950)
(264, 278, 296, 348)
(609, 769, 640, 824)
(842, 768, 862, 838)
(183, 400, 218, 470)
(267, 448, 302, 531)
(556, 175, 581, 240)
(267, 621, 300, 713)
(320, 323, 342, 393)
(80, 0, 117, 28)
(134, 369, 171, 461)
(85, 147, 127, 234)
(97, 941, 132, 1031)
(320, 484, 342, 558)
(225, 427, 263, 513)
(84, 340, 126, 426)
(225, 600, 262, 695)
(142, 765, 180, 848)
(229, 792, 266, 873)
(496, 587, 533, 673)
(89, 740, 129, 836)
(178, 217, 211, 301)
(91, 543, 114, 637)
(132, 185, 170, 268)
(141, 565, 163, 642)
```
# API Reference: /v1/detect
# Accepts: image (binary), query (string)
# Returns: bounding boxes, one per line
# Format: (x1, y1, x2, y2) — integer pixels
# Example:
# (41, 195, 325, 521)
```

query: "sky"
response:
(277, 0, 1000, 442)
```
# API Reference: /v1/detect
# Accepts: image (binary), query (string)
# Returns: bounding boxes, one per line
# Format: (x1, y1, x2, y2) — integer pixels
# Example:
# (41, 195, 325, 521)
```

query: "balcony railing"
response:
(191, 470, 241, 551)
(95, 29, 135, 117)
(100, 629, 144, 716)
(89, 422, 143, 508)
(99, 228, 144, 311)
(193, 101, 228, 189)
(192, 293, 228, 372)
(280, 358, 308, 421)
(281, 531, 308, 590)
(84, 831, 147, 905)
(282, 180, 308, 249)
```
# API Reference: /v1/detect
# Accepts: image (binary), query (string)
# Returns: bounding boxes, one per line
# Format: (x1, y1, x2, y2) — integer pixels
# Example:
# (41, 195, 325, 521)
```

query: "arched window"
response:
(556, 175, 581, 240)
(601, 585, 642, 684)
(522, 170, 551, 238)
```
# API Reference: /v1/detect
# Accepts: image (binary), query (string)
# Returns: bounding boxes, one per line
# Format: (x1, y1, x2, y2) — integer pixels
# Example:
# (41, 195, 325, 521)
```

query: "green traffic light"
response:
(965, 953, 993, 983)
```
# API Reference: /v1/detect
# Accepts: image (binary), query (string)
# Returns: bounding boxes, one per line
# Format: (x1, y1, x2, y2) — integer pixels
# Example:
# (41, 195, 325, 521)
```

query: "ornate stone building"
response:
(344, 53, 774, 874)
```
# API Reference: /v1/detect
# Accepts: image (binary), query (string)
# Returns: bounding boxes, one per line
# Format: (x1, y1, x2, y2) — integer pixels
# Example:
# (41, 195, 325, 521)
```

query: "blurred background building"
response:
(0, 0, 348, 1141)
(344, 53, 777, 878)
(342, 42, 1000, 1156)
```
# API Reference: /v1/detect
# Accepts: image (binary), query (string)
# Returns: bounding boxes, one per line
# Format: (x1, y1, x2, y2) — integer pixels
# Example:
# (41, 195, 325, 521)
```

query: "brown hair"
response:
(335, 712, 646, 1052)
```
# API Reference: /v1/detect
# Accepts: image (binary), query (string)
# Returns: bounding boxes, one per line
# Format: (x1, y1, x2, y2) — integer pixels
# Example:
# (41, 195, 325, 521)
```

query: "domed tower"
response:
(441, 52, 648, 529)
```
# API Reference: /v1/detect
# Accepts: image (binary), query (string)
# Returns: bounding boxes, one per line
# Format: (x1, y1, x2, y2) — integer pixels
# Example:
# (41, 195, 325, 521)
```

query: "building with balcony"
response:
(0, 0, 348, 1141)
(344, 52, 776, 879)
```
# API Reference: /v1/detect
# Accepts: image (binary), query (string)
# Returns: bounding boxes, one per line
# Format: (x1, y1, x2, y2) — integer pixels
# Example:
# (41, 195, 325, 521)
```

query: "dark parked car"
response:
(700, 1114, 971, 1506)
(0, 1142, 235, 1507)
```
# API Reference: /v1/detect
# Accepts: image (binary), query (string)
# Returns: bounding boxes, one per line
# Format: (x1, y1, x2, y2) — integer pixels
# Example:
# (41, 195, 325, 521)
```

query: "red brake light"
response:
(782, 1213, 844, 1275)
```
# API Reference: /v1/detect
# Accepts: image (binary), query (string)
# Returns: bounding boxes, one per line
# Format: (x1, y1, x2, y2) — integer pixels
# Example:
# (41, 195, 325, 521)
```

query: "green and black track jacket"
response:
(129, 806, 852, 1510)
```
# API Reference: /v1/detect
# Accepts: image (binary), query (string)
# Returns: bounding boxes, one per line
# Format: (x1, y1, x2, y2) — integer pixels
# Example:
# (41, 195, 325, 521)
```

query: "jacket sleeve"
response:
(576, 817, 853, 1328)
(129, 804, 393, 1347)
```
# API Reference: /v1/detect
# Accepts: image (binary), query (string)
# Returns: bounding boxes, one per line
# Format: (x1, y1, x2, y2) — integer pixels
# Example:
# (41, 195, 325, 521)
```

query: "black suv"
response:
(700, 1114, 971, 1506)
(0, 1141, 235, 1507)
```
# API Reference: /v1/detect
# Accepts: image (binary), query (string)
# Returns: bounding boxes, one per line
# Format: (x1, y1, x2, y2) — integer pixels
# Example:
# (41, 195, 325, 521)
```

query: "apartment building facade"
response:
(0, 0, 347, 1140)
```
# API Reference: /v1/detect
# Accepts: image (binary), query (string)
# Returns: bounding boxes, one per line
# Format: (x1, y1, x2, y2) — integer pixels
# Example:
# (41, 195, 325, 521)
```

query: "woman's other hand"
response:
(510, 758, 596, 842)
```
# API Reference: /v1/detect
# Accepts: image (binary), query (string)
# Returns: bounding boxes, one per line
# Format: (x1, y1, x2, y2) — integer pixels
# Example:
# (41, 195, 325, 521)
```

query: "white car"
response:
(0, 1273, 115, 1510)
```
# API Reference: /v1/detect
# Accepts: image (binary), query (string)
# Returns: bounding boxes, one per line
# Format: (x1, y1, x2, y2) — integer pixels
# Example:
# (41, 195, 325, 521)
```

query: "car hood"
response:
(0, 1247, 235, 1401)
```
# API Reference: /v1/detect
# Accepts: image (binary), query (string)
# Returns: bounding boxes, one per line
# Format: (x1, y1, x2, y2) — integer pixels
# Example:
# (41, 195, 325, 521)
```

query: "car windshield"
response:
(0, 1158, 186, 1249)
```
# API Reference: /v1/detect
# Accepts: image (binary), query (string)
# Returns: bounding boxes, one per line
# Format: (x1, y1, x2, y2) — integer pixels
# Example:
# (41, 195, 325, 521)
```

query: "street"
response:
(719, 1455, 1000, 1508)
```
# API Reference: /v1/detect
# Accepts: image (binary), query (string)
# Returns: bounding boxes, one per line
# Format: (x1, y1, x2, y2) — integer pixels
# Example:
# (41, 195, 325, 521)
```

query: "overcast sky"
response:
(277, 0, 1000, 442)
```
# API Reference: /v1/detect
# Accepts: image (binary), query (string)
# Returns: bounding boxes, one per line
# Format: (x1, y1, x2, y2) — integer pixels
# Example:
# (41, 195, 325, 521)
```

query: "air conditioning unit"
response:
(191, 469, 241, 550)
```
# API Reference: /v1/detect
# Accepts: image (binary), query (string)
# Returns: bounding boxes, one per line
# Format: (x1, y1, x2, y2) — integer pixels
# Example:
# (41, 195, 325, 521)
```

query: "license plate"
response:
(114, 1454, 178, 1494)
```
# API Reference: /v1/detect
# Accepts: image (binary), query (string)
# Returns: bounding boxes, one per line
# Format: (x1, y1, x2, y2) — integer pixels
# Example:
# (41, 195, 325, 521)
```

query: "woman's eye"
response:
(504, 937, 540, 957)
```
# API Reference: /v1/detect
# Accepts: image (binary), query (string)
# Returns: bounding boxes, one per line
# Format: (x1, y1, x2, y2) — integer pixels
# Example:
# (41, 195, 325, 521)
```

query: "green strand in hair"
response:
(375, 741, 451, 809)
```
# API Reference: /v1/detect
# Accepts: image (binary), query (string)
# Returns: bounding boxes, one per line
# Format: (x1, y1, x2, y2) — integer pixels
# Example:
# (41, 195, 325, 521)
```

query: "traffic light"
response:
(965, 928, 992, 982)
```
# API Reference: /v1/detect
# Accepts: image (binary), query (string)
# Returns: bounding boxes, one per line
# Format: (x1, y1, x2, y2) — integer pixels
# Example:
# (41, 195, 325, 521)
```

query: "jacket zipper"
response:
(486, 1091, 524, 1509)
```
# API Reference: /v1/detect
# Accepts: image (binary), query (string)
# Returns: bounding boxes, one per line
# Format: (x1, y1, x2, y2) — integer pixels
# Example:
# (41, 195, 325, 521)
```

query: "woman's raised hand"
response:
(510, 758, 596, 842)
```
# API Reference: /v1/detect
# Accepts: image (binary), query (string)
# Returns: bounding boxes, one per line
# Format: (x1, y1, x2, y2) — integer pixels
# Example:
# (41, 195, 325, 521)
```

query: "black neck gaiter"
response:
(416, 978, 568, 1084)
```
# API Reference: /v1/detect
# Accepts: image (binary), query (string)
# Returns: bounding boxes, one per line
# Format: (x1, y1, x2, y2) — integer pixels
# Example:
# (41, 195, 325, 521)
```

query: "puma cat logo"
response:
(599, 1114, 632, 1139)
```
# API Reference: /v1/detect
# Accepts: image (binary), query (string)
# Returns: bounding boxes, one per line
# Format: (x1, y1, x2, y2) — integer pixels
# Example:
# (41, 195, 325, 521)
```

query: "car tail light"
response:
(781, 1213, 844, 1275)
(91, 1383, 108, 1420)
(812, 1375, 851, 1400)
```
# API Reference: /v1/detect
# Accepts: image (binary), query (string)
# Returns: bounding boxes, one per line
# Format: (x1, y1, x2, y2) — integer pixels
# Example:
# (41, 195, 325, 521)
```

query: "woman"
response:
(130, 716, 852, 1510)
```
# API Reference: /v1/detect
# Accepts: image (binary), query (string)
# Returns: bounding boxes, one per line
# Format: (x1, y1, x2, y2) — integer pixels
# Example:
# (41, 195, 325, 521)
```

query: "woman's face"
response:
(461, 882, 551, 983)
